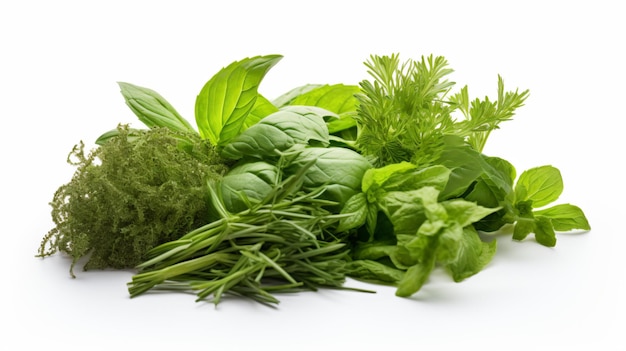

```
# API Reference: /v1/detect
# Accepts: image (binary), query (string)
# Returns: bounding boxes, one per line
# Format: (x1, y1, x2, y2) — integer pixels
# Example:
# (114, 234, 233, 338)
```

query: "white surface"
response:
(1, 1, 623, 350)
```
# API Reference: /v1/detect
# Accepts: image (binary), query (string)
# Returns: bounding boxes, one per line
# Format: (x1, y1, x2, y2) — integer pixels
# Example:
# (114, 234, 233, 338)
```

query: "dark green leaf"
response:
(346, 260, 404, 284)
(337, 193, 368, 232)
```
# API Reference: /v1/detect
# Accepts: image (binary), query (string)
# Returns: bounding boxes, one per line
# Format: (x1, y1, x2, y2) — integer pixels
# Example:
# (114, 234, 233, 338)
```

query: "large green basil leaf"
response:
(221, 107, 331, 160)
(241, 94, 279, 130)
(288, 84, 361, 115)
(220, 161, 279, 213)
(272, 84, 323, 108)
(195, 55, 282, 146)
(286, 147, 372, 208)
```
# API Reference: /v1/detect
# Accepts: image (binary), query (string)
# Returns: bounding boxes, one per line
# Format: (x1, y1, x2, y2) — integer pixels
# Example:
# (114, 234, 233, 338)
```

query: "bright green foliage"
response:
(195, 55, 283, 146)
(341, 165, 499, 296)
(220, 106, 332, 160)
(511, 166, 590, 246)
(354, 54, 529, 166)
(41, 52, 591, 303)
(117, 82, 196, 134)
(128, 158, 362, 306)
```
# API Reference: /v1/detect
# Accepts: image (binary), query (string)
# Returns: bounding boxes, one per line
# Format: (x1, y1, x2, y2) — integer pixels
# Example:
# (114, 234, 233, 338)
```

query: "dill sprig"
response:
(354, 54, 529, 167)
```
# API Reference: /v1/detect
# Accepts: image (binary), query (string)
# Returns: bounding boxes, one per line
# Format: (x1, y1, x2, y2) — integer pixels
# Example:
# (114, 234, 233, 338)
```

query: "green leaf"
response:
(95, 127, 144, 145)
(395, 256, 436, 297)
(288, 84, 361, 115)
(534, 203, 591, 231)
(337, 193, 368, 232)
(513, 200, 534, 241)
(220, 107, 330, 160)
(327, 116, 357, 134)
(534, 216, 557, 247)
(352, 242, 397, 261)
(441, 199, 501, 228)
(272, 84, 323, 108)
(226, 160, 280, 185)
(379, 187, 439, 236)
(346, 260, 404, 284)
(445, 227, 497, 282)
(286, 147, 372, 209)
(436, 137, 487, 199)
(366, 203, 379, 237)
(362, 161, 416, 193)
(118, 82, 195, 133)
(195, 55, 283, 146)
(515, 165, 563, 208)
(241, 94, 278, 130)
(220, 172, 274, 213)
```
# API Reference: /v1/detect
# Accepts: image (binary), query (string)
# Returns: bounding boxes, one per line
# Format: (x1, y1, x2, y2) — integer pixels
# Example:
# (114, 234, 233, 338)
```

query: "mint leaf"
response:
(346, 260, 404, 284)
(337, 193, 368, 232)
(446, 227, 497, 282)
(515, 165, 563, 208)
(534, 203, 591, 231)
(533, 216, 557, 247)
(395, 253, 436, 297)
(195, 55, 282, 146)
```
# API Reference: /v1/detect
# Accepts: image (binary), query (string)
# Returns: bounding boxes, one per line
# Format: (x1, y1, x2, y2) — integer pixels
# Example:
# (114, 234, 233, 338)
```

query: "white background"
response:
(1, 1, 624, 350)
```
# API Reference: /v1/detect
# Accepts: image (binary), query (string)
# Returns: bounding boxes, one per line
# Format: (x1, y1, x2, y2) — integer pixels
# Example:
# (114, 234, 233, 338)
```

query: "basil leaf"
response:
(288, 84, 361, 115)
(241, 94, 278, 130)
(272, 84, 323, 108)
(220, 161, 279, 213)
(195, 55, 282, 146)
(515, 165, 563, 208)
(118, 82, 194, 133)
(534, 204, 591, 231)
(220, 107, 330, 160)
(287, 147, 372, 208)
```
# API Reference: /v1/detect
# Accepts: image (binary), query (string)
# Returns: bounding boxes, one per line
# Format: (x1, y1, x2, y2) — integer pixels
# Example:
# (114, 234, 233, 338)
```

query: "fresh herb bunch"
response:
(354, 54, 529, 166)
(38, 125, 228, 277)
(128, 158, 358, 305)
(39, 53, 590, 304)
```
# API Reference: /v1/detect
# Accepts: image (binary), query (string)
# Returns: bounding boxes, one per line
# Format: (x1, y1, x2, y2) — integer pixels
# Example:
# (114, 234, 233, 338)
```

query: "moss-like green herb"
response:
(37, 125, 228, 277)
